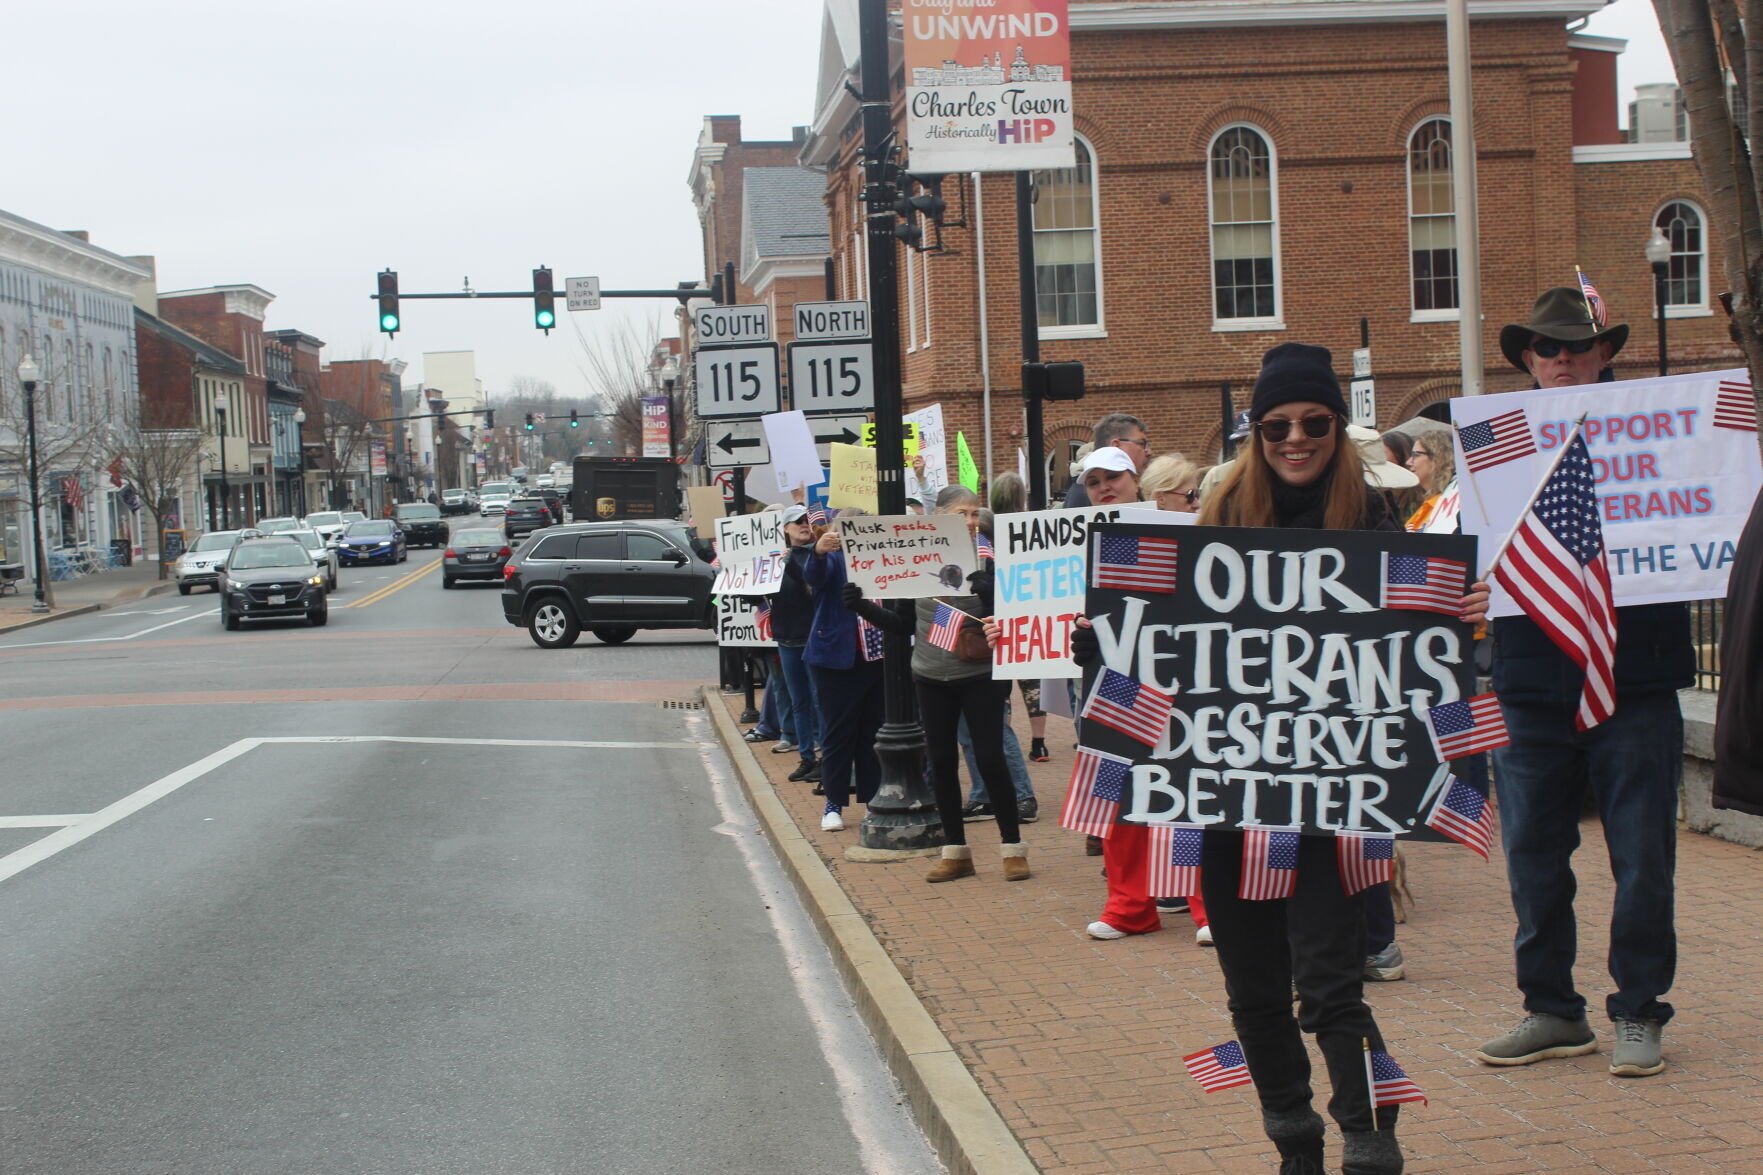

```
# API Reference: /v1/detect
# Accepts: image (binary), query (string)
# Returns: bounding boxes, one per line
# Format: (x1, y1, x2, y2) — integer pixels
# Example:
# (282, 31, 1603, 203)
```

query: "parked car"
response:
(442, 527, 514, 588)
(394, 502, 450, 548)
(335, 519, 406, 566)
(440, 488, 476, 516)
(500, 521, 716, 649)
(217, 537, 328, 629)
(535, 473, 555, 488)
(175, 529, 259, 594)
(285, 529, 339, 591)
(255, 516, 304, 534)
(343, 511, 368, 526)
(502, 496, 554, 542)
(304, 511, 348, 545)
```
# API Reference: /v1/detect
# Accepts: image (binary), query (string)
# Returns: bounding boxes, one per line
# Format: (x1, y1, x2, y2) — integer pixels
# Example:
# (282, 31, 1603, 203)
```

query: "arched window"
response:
(1208, 125, 1280, 325)
(1408, 118, 1459, 315)
(1654, 201, 1707, 312)
(1031, 136, 1103, 333)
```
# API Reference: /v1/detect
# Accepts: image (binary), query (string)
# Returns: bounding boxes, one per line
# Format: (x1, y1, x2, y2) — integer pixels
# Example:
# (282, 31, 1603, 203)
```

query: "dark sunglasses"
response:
(1529, 337, 1598, 358)
(1254, 414, 1339, 443)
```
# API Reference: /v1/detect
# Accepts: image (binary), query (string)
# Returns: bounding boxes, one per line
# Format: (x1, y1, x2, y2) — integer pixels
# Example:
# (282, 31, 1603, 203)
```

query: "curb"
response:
(0, 603, 100, 634)
(703, 688, 1039, 1175)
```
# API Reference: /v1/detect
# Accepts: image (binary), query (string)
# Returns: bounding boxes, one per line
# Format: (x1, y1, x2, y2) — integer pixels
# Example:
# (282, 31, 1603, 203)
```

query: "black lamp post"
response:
(18, 355, 51, 613)
(1646, 226, 1671, 378)
(661, 356, 680, 460)
(214, 391, 231, 528)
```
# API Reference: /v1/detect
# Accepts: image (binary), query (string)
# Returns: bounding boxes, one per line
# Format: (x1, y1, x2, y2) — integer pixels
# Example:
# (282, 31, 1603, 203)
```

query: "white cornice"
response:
(159, 284, 276, 321)
(1066, 0, 1604, 28)
(1573, 141, 1692, 163)
(0, 220, 151, 298)
(744, 256, 829, 294)
(1568, 32, 1626, 53)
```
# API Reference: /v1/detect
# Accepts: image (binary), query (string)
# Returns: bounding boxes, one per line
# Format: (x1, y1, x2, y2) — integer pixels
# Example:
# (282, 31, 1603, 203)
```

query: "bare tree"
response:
(111, 396, 205, 579)
(572, 311, 680, 456)
(320, 399, 376, 510)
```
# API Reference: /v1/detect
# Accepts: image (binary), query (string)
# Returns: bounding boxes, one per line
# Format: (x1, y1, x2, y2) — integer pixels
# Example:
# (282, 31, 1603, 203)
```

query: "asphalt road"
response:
(0, 521, 939, 1175)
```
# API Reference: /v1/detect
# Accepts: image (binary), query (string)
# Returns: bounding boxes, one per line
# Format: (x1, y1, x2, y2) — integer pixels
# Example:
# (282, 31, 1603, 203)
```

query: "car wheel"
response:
(178, 583, 191, 596)
(525, 598, 580, 649)
(308, 607, 328, 627)
(591, 625, 637, 645)
(329, 573, 338, 592)
(222, 608, 240, 631)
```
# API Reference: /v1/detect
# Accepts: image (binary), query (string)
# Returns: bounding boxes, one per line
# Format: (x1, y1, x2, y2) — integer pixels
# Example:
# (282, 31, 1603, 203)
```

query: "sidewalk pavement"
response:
(712, 690, 1763, 1175)
(0, 558, 174, 632)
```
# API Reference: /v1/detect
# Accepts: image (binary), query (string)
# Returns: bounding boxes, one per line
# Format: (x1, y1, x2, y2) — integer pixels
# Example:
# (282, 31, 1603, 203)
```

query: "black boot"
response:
(1340, 1128, 1402, 1175)
(1264, 1108, 1326, 1174)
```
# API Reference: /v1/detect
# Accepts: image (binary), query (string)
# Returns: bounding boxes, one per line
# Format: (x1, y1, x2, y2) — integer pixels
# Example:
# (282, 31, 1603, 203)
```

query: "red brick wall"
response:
(159, 292, 270, 448)
(133, 325, 196, 431)
(700, 117, 806, 300)
(1571, 48, 1622, 146)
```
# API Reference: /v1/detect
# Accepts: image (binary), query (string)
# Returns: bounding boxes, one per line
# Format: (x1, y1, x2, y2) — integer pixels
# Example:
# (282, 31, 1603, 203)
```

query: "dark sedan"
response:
(394, 502, 450, 548)
(442, 527, 513, 588)
(218, 538, 329, 629)
(503, 497, 554, 542)
(336, 519, 407, 566)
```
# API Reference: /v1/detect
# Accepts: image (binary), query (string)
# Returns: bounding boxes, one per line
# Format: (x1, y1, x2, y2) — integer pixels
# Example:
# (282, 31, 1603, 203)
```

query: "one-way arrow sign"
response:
(707, 419, 771, 470)
(811, 415, 870, 463)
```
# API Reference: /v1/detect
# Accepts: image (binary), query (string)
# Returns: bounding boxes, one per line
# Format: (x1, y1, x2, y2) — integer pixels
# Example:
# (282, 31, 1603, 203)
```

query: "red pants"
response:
(1098, 822, 1162, 934)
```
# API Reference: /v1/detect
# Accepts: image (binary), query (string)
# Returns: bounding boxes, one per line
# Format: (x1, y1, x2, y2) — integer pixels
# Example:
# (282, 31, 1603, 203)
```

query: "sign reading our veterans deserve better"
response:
(1083, 521, 1481, 839)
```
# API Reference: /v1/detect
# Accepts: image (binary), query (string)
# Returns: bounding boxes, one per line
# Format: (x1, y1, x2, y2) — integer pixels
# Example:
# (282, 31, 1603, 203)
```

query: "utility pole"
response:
(1446, 0, 1484, 396)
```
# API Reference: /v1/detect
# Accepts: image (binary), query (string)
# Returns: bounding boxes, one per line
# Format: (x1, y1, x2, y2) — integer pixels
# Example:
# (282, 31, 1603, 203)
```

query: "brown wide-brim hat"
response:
(1499, 286, 1630, 372)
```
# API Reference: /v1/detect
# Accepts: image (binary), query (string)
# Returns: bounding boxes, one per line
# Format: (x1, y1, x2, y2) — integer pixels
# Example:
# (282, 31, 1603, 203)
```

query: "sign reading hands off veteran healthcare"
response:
(1081, 521, 1481, 840)
(1453, 369, 1763, 616)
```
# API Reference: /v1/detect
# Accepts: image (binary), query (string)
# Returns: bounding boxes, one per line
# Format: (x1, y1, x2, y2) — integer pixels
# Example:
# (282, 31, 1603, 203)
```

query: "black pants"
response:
(1200, 830, 1396, 1135)
(810, 659, 884, 808)
(916, 675, 1019, 846)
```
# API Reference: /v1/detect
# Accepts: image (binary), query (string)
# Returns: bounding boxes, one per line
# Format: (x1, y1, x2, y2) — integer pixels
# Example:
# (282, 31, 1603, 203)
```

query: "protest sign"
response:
(1453, 369, 1763, 616)
(686, 485, 725, 538)
(905, 403, 948, 498)
(1082, 521, 1480, 840)
(827, 442, 878, 512)
(718, 595, 776, 648)
(712, 510, 787, 596)
(839, 513, 978, 599)
(761, 410, 826, 493)
(861, 420, 921, 458)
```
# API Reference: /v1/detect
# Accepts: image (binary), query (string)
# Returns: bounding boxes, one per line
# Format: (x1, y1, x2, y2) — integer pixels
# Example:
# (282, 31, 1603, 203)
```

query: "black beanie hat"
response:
(1250, 343, 1349, 421)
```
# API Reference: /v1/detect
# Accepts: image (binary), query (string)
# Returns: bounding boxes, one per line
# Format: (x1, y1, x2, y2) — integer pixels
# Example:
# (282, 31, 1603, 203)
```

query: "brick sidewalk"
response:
(718, 691, 1763, 1174)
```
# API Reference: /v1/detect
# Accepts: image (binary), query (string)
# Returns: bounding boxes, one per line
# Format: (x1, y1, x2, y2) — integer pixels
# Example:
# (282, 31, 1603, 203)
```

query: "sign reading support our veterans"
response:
(1083, 521, 1480, 840)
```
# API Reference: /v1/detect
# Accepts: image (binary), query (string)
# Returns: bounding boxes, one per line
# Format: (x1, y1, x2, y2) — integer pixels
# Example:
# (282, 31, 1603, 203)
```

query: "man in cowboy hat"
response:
(1473, 285, 1692, 1079)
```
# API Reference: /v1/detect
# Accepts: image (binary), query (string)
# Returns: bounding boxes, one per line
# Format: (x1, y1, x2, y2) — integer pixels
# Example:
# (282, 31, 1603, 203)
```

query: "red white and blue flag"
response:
(1240, 825, 1302, 900)
(976, 532, 995, 560)
(858, 616, 886, 662)
(1425, 776, 1495, 860)
(1366, 1047, 1427, 1108)
(925, 601, 968, 653)
(1092, 533, 1179, 594)
(1379, 553, 1466, 616)
(1147, 823, 1206, 897)
(1425, 693, 1509, 760)
(1458, 409, 1537, 474)
(1336, 831, 1395, 895)
(1061, 746, 1134, 837)
(1714, 380, 1757, 432)
(1576, 266, 1607, 329)
(808, 502, 830, 526)
(755, 599, 773, 643)
(1081, 669, 1174, 748)
(1184, 1040, 1253, 1092)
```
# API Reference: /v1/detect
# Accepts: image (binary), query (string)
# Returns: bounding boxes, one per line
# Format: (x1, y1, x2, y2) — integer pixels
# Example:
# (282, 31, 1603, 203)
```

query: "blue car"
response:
(335, 519, 407, 566)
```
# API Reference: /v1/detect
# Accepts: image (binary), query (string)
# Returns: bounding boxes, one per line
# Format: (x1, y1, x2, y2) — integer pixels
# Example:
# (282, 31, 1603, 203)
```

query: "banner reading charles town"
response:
(1453, 369, 1763, 617)
(903, 0, 1076, 173)
(1081, 521, 1481, 840)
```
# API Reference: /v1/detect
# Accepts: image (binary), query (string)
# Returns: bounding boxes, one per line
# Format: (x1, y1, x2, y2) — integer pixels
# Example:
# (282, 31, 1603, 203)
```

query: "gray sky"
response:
(5, 0, 1672, 402)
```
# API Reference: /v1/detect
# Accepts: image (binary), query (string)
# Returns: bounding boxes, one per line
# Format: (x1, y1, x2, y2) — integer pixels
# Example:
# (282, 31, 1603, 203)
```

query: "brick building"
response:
(156, 285, 276, 522)
(266, 328, 327, 516)
(796, 0, 1740, 493)
(134, 308, 248, 534)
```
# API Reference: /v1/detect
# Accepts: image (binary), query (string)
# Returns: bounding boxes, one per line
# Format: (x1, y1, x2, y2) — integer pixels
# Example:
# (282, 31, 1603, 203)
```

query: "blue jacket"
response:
(1491, 604, 1694, 707)
(803, 549, 857, 669)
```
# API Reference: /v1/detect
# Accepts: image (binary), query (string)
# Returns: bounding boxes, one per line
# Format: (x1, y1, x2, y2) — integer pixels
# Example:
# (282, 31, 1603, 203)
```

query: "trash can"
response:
(110, 538, 133, 567)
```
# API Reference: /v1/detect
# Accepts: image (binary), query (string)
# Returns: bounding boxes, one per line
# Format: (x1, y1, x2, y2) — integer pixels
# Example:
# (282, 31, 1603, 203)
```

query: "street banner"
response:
(712, 510, 787, 597)
(1452, 369, 1763, 616)
(828, 443, 878, 512)
(1083, 521, 1481, 839)
(838, 513, 978, 599)
(641, 395, 671, 458)
(370, 440, 387, 477)
(905, 403, 948, 499)
(990, 504, 1170, 680)
(718, 595, 776, 648)
(903, 0, 1076, 173)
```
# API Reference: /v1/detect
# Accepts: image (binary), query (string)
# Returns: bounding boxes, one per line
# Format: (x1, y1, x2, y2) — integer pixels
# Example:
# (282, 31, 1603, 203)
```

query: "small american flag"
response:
(1184, 1040, 1253, 1093)
(754, 599, 773, 643)
(1240, 825, 1302, 900)
(976, 531, 995, 560)
(858, 616, 886, 662)
(1147, 823, 1205, 897)
(1093, 533, 1179, 594)
(1425, 693, 1509, 760)
(1081, 669, 1174, 748)
(1458, 409, 1537, 474)
(1426, 776, 1494, 860)
(808, 502, 830, 526)
(1380, 552, 1467, 616)
(925, 601, 968, 653)
(1366, 1047, 1427, 1108)
(1336, 832, 1395, 896)
(1576, 266, 1607, 329)
(1714, 380, 1758, 432)
(1061, 746, 1133, 837)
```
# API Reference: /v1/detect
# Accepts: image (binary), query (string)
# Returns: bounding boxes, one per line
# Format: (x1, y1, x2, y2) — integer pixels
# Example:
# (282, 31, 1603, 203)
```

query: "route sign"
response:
(1350, 378, 1376, 428)
(694, 304, 771, 346)
(809, 415, 869, 463)
(789, 340, 876, 415)
(566, 276, 601, 311)
(792, 300, 871, 341)
(707, 419, 772, 470)
(694, 342, 782, 419)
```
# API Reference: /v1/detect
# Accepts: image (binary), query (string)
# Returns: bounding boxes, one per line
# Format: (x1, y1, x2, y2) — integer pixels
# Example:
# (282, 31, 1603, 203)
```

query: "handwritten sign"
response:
(839, 513, 977, 599)
(687, 485, 725, 538)
(827, 443, 878, 512)
(718, 595, 776, 648)
(906, 403, 948, 497)
(861, 421, 921, 459)
(712, 510, 786, 596)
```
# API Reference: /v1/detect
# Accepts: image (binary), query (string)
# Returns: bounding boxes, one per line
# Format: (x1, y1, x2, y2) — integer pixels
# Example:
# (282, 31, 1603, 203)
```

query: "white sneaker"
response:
(1195, 925, 1214, 946)
(820, 809, 844, 831)
(1086, 920, 1127, 940)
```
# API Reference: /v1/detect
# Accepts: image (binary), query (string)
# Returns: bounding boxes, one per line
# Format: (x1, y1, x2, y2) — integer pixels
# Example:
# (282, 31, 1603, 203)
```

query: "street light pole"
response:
(215, 392, 231, 529)
(18, 355, 52, 612)
(1646, 226, 1671, 378)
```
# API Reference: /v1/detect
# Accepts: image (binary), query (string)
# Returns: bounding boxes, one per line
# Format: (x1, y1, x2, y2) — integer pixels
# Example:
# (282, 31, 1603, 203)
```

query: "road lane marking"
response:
(0, 608, 219, 650)
(346, 558, 439, 608)
(0, 815, 88, 828)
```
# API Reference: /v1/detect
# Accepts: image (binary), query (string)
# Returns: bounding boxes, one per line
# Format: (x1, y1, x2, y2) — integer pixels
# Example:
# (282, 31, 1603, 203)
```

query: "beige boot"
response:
(926, 844, 975, 883)
(1001, 842, 1031, 882)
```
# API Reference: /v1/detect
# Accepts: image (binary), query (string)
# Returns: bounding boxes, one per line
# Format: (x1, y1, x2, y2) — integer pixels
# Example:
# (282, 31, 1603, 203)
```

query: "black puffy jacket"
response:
(768, 546, 815, 646)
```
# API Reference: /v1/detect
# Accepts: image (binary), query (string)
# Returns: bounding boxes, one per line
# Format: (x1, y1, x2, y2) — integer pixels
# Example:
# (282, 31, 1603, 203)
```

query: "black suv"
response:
(501, 521, 716, 648)
(503, 497, 554, 542)
(532, 486, 566, 525)
(394, 502, 449, 548)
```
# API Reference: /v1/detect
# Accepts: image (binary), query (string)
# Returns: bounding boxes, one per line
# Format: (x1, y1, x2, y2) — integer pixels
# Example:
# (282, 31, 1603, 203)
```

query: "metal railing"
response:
(1691, 599, 1723, 690)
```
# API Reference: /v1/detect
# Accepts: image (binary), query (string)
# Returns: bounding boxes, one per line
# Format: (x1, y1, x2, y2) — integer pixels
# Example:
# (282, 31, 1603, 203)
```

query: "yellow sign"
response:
(860, 421, 920, 459)
(827, 443, 878, 512)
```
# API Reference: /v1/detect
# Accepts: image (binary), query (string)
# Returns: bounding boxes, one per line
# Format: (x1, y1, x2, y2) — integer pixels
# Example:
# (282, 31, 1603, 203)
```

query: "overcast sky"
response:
(4, 0, 1672, 402)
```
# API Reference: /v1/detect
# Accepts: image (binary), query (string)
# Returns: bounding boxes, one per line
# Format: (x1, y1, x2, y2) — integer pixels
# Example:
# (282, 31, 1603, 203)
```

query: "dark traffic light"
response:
(532, 267, 555, 332)
(377, 270, 400, 335)
(569, 410, 579, 428)
(524, 413, 535, 432)
(483, 409, 495, 429)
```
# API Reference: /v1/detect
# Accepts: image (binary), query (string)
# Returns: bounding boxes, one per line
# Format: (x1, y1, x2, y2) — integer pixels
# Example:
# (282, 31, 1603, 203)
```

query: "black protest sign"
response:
(1082, 521, 1480, 840)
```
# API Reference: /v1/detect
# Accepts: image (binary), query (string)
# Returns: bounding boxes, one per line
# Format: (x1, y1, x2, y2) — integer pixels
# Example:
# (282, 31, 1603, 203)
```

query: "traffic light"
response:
(377, 269, 400, 335)
(483, 409, 495, 429)
(524, 413, 535, 432)
(532, 267, 555, 332)
(569, 410, 579, 428)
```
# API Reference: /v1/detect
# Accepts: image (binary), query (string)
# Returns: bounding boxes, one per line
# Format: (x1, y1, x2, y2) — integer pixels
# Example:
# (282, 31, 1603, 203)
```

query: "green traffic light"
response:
(380, 313, 400, 332)
(536, 310, 555, 329)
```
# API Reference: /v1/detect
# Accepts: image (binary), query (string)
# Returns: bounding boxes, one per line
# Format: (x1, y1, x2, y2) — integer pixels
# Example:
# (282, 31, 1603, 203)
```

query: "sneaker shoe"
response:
(787, 760, 818, 782)
(1155, 896, 1190, 915)
(1086, 920, 1128, 940)
(961, 801, 994, 823)
(820, 807, 844, 832)
(770, 741, 796, 754)
(1195, 924, 1214, 946)
(1016, 799, 1039, 823)
(743, 729, 778, 743)
(1610, 1018, 1665, 1077)
(1472, 1012, 1597, 1067)
(1029, 739, 1050, 763)
(1363, 943, 1406, 982)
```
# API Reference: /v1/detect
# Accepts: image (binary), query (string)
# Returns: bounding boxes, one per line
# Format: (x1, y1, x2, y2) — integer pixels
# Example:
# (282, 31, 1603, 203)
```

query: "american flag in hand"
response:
(1184, 1040, 1253, 1093)
(925, 601, 968, 653)
(754, 599, 773, 643)
(1060, 746, 1133, 837)
(1576, 266, 1607, 329)
(858, 616, 886, 662)
(808, 502, 830, 526)
(1240, 826, 1302, 900)
(1336, 832, 1395, 895)
(975, 531, 994, 560)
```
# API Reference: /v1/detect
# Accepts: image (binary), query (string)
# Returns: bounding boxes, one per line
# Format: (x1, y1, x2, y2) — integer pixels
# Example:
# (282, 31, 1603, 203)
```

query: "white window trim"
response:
(1040, 326, 1111, 341)
(1207, 123, 1284, 332)
(1409, 308, 1460, 324)
(921, 243, 932, 348)
(1034, 133, 1107, 338)
(1406, 116, 1461, 322)
(1651, 198, 1711, 316)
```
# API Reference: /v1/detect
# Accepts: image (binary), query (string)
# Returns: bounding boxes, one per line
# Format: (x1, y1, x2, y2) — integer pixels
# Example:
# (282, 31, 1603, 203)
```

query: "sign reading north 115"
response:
(788, 340, 875, 415)
(695, 343, 782, 419)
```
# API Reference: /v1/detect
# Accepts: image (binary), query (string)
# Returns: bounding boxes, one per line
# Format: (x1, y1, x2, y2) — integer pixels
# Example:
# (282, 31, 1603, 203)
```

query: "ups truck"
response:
(570, 456, 682, 522)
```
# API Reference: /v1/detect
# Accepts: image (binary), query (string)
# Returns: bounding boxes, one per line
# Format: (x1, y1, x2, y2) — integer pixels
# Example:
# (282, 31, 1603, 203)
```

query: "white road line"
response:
(0, 608, 219, 650)
(257, 735, 700, 750)
(0, 815, 88, 829)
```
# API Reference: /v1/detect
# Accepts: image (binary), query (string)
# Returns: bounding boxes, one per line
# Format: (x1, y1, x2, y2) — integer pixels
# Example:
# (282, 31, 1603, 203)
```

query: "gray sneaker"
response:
(1609, 1018, 1665, 1077)
(1472, 1013, 1597, 1066)
(1363, 943, 1406, 981)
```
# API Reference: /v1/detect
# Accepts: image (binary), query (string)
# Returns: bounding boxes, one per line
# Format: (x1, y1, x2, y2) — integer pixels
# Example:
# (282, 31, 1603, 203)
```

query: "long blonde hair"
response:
(1199, 422, 1369, 530)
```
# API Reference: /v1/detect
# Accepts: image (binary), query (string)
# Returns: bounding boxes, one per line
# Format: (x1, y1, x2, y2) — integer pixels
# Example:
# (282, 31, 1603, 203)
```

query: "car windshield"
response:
(191, 533, 238, 553)
(454, 529, 503, 546)
(399, 504, 442, 520)
(347, 521, 396, 538)
(231, 545, 314, 570)
(258, 519, 299, 533)
(343, 512, 367, 522)
(481, 483, 511, 496)
(289, 531, 323, 551)
(443, 490, 465, 500)
(307, 513, 343, 527)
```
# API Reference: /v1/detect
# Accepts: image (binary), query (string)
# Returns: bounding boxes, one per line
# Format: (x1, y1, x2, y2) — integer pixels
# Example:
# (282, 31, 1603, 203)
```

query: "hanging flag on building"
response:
(61, 473, 84, 512)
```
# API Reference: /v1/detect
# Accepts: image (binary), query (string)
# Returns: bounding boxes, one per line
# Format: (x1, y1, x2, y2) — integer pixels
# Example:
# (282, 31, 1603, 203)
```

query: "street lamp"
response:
(214, 391, 231, 528)
(661, 356, 681, 460)
(1645, 226, 1672, 378)
(17, 354, 51, 612)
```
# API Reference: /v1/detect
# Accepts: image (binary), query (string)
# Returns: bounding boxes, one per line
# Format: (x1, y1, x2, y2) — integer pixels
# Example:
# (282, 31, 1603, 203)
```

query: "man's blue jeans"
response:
(776, 644, 820, 762)
(1492, 693, 1681, 1025)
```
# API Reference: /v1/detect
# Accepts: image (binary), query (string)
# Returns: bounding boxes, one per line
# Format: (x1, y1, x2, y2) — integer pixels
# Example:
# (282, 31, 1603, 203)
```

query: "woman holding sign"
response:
(804, 522, 885, 832)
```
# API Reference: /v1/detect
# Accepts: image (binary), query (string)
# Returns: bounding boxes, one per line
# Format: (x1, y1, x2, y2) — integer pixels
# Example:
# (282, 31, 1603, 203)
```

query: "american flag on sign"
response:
(1379, 553, 1467, 616)
(1240, 826, 1302, 900)
(1576, 266, 1607, 329)
(1458, 409, 1537, 474)
(1183, 1040, 1253, 1093)
(1093, 533, 1179, 594)
(754, 599, 773, 643)
(976, 532, 994, 560)
(1060, 746, 1134, 837)
(1147, 823, 1205, 897)
(1426, 776, 1495, 860)
(1366, 1047, 1428, 1108)
(858, 616, 886, 662)
(1492, 435, 1617, 730)
(1336, 832, 1395, 896)
(1426, 693, 1510, 760)
(1081, 669, 1174, 748)
(925, 601, 968, 653)
(1714, 380, 1758, 432)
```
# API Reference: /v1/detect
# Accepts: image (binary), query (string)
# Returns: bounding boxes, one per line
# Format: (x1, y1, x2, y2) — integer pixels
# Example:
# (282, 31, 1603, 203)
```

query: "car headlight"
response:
(308, 575, 325, 587)
(375, 540, 390, 547)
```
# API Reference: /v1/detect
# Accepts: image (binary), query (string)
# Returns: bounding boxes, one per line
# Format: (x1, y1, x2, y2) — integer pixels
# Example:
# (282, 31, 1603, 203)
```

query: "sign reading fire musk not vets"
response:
(1082, 521, 1480, 840)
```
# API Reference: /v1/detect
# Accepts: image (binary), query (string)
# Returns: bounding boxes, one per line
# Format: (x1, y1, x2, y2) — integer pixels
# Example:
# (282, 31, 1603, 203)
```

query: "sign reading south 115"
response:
(789, 341, 875, 415)
(695, 343, 782, 419)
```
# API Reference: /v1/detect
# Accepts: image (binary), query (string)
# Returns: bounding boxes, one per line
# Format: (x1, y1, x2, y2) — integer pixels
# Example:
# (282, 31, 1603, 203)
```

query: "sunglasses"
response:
(1529, 337, 1598, 359)
(1254, 414, 1339, 443)
(1158, 488, 1201, 505)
